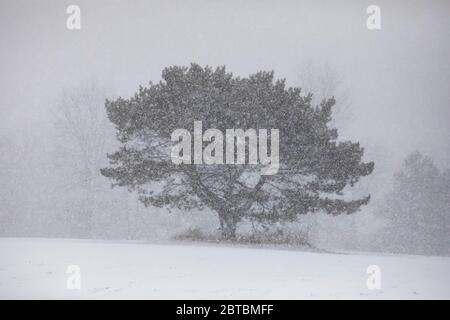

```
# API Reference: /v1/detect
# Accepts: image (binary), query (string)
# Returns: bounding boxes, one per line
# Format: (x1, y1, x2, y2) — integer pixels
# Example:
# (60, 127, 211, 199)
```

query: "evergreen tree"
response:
(101, 64, 374, 239)
(379, 152, 450, 255)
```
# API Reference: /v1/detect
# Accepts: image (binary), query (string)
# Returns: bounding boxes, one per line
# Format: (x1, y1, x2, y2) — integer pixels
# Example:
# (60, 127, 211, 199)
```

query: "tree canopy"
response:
(101, 64, 374, 239)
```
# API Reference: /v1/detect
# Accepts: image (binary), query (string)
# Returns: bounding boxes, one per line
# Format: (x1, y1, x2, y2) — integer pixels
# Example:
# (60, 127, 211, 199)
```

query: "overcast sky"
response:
(1, 0, 449, 170)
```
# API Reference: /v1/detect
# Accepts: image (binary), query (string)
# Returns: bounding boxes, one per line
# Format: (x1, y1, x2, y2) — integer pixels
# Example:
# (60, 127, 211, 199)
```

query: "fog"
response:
(1, 0, 449, 254)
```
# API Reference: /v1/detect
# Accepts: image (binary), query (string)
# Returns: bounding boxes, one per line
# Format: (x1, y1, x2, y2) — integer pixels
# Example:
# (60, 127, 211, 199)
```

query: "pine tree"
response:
(101, 64, 374, 239)
(379, 152, 450, 255)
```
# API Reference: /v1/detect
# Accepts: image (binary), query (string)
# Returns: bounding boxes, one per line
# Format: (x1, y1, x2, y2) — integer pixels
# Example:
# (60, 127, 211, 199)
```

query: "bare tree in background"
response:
(297, 61, 353, 131)
(53, 83, 114, 238)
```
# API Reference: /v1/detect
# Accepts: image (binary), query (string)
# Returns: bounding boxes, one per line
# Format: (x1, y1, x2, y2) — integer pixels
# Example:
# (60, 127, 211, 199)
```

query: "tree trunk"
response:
(218, 211, 237, 240)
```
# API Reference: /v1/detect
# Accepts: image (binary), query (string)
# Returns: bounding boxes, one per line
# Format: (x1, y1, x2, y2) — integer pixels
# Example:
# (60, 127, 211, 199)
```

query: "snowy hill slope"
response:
(0, 238, 449, 299)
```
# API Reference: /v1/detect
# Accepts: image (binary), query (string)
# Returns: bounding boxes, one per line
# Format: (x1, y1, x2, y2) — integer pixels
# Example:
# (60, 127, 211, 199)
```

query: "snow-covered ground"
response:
(0, 237, 449, 299)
